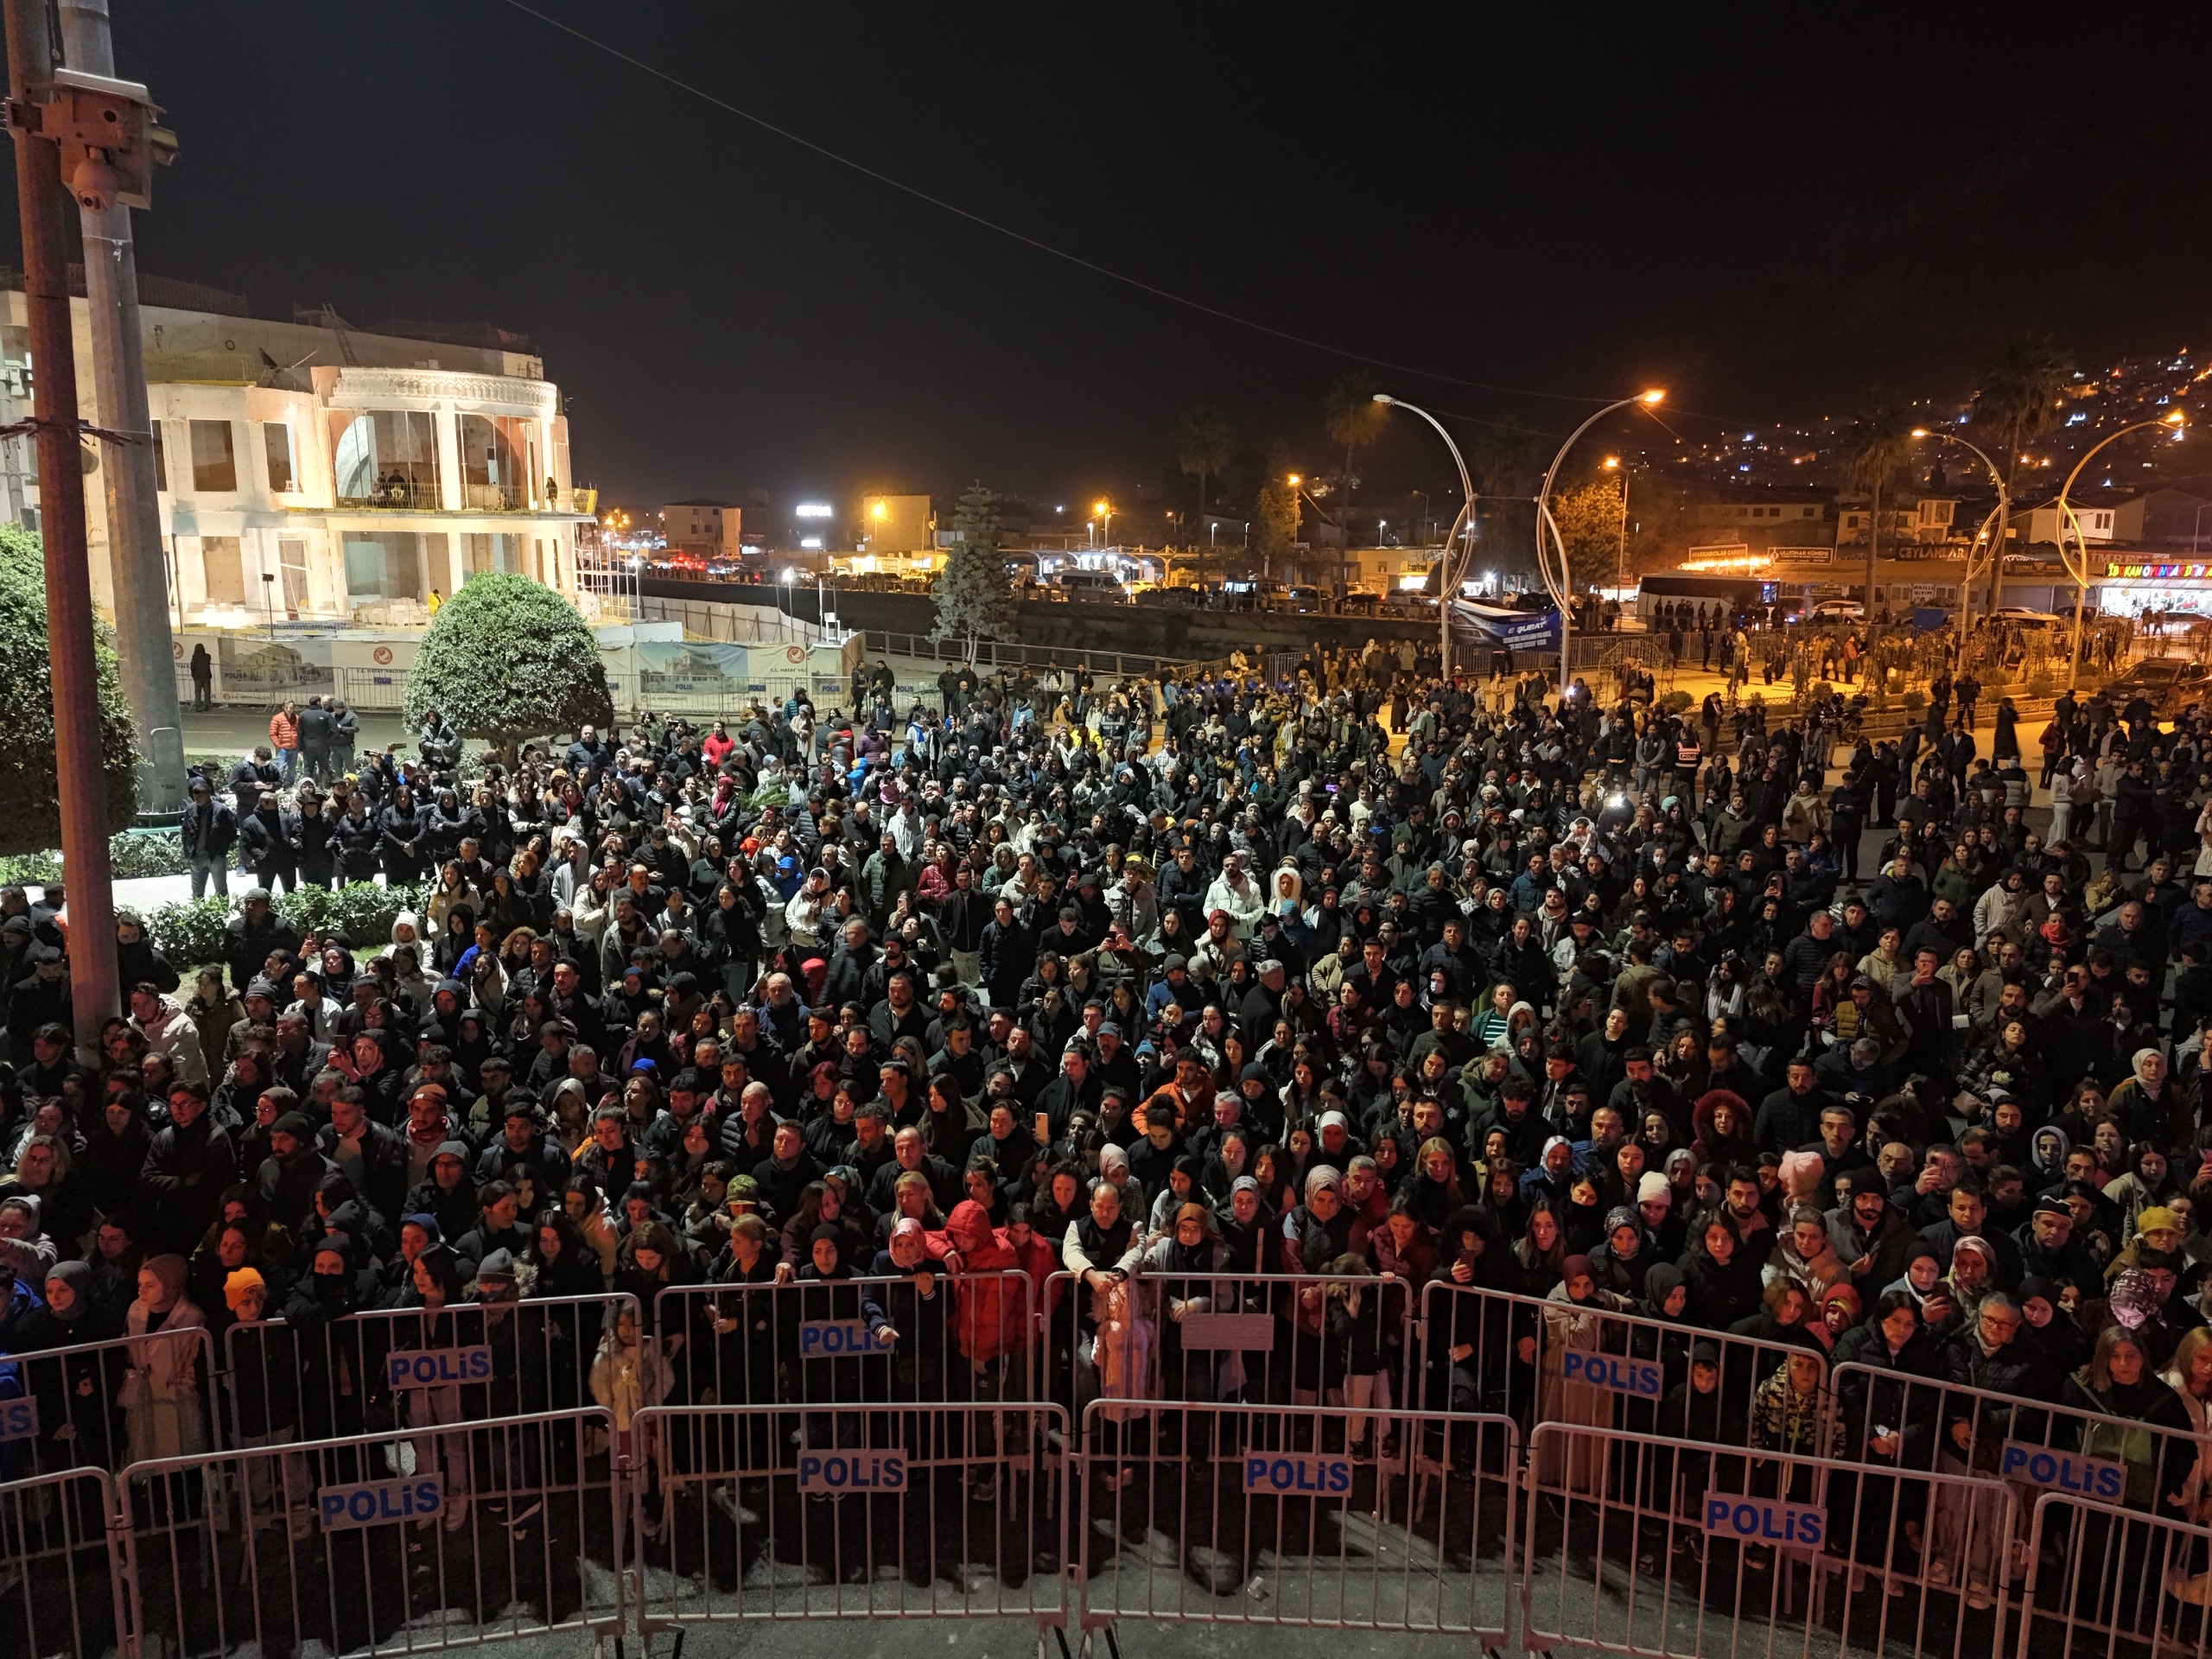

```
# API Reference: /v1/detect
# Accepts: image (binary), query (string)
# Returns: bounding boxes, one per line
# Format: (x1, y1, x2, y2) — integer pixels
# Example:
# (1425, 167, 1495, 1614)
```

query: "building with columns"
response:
(0, 279, 594, 628)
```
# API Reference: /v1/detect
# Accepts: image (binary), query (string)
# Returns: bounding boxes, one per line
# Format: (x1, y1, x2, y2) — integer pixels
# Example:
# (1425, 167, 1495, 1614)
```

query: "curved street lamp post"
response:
(1910, 427, 2007, 652)
(1535, 391, 1665, 695)
(1371, 394, 1476, 677)
(2052, 413, 2184, 688)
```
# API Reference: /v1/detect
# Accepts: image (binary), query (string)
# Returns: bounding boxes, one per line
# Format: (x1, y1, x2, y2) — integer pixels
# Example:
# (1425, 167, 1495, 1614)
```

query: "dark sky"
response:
(28, 3, 2212, 511)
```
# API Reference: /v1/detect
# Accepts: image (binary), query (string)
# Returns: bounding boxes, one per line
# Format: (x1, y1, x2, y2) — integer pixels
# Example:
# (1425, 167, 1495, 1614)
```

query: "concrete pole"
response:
(56, 0, 183, 817)
(6, 0, 119, 1053)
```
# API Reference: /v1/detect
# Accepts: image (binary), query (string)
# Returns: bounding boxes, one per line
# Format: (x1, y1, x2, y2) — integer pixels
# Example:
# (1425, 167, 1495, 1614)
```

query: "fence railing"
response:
(13, 1324, 2198, 1659)
(631, 1400, 1070, 1630)
(3, 1324, 223, 1481)
(1419, 1278, 1829, 1454)
(1521, 1422, 2019, 1659)
(119, 1407, 621, 1658)
(223, 1293, 633, 1451)
(654, 1271, 1042, 1417)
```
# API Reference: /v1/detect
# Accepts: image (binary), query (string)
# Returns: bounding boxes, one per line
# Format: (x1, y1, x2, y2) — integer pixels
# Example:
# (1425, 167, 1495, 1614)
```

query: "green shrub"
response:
(1656, 690, 1694, 716)
(146, 895, 231, 970)
(281, 881, 423, 947)
(0, 524, 141, 856)
(1901, 690, 1925, 713)
(111, 829, 186, 879)
(0, 828, 187, 887)
(402, 574, 612, 756)
(146, 880, 425, 970)
(0, 849, 62, 887)
(2025, 671, 2056, 698)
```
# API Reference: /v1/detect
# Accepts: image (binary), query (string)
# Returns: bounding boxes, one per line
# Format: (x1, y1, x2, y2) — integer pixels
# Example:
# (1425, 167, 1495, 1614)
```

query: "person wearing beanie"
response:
(256, 1109, 336, 1234)
(1539, 1252, 1625, 1495)
(224, 1266, 267, 1316)
(123, 1254, 208, 1465)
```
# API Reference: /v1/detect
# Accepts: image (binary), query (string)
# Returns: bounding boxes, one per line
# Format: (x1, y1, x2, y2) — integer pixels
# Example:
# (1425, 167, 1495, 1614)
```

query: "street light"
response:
(1373, 392, 1477, 676)
(1910, 426, 2008, 648)
(1600, 455, 1630, 596)
(1535, 390, 1666, 695)
(2053, 411, 2185, 686)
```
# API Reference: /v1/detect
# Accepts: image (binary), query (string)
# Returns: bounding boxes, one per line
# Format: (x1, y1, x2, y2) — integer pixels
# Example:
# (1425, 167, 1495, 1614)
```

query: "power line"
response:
(497, 0, 1618, 406)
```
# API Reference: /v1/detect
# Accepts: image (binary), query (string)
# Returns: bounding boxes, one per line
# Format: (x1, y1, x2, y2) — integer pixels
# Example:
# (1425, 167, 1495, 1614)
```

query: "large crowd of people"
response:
(3, 640, 2212, 1618)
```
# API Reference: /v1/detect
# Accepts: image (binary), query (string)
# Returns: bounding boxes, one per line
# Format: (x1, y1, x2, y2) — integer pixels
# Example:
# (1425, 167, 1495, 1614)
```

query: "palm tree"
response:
(1971, 338, 2074, 610)
(1840, 393, 1915, 622)
(1323, 373, 1387, 518)
(1172, 404, 1232, 521)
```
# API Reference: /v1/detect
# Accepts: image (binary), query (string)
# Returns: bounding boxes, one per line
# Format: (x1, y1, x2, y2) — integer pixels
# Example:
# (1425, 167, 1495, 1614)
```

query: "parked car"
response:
(1986, 607, 2063, 628)
(1807, 599, 1865, 621)
(2104, 656, 2212, 715)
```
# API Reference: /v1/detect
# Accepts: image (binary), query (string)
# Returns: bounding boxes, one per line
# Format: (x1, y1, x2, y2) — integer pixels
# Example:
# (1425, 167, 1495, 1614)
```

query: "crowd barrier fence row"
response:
(14, 1277, 2212, 1656)
(16, 1402, 2212, 1659)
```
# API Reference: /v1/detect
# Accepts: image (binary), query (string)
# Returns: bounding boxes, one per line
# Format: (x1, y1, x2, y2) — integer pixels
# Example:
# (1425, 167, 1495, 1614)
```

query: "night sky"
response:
(19, 4, 2212, 512)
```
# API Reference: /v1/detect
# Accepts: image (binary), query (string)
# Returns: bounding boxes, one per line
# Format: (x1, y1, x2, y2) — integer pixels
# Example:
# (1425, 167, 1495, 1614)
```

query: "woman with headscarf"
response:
(121, 1254, 207, 1467)
(1534, 1254, 1629, 1496)
(1591, 1205, 1653, 1300)
(11, 1260, 124, 1478)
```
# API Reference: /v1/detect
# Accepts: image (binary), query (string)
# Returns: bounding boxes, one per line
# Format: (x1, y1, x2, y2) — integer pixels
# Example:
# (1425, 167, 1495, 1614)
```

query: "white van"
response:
(1052, 570, 1129, 602)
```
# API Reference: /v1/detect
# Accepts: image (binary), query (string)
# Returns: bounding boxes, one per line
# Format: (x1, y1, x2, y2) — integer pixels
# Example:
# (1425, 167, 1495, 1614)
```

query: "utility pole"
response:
(4, 0, 118, 1053)
(57, 0, 183, 817)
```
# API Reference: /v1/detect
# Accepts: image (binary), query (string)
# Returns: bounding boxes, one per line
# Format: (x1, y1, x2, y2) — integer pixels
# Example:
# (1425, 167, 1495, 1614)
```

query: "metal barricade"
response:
(1521, 1423, 2018, 1659)
(119, 1407, 621, 1658)
(223, 1293, 634, 1447)
(1419, 1279, 1827, 1453)
(3, 1324, 223, 1479)
(1076, 1399, 1517, 1640)
(0, 1466, 129, 1659)
(2018, 1491, 2212, 1659)
(629, 1400, 1068, 1630)
(656, 1269, 1041, 1417)
(1827, 1358, 2196, 1611)
(1043, 1269, 1419, 1453)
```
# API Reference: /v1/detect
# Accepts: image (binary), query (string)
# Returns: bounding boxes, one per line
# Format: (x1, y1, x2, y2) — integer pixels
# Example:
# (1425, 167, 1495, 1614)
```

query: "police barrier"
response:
(0, 1467, 128, 1659)
(1076, 1399, 1517, 1640)
(627, 1401, 1069, 1630)
(1045, 1269, 1416, 1452)
(3, 1324, 222, 1479)
(1521, 1423, 2018, 1659)
(2018, 1490, 2212, 1659)
(656, 1269, 1041, 1417)
(1421, 1279, 1828, 1454)
(1827, 1360, 2194, 1606)
(222, 1292, 635, 1451)
(119, 1407, 622, 1658)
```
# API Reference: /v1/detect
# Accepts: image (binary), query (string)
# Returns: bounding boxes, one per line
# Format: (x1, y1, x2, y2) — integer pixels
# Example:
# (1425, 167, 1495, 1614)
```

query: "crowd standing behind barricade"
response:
(9, 632, 2212, 1601)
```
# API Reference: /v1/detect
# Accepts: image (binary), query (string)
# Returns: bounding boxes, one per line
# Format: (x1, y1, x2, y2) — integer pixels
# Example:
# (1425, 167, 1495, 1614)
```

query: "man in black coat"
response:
(238, 791, 301, 897)
(142, 1081, 238, 1253)
(180, 777, 238, 899)
(296, 696, 334, 785)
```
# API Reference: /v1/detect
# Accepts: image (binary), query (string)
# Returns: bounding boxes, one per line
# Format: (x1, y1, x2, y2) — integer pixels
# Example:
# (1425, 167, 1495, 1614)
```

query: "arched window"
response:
(332, 410, 441, 507)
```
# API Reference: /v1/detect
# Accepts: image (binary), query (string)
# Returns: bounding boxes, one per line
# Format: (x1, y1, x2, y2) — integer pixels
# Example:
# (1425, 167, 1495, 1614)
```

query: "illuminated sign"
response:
(2106, 563, 2212, 580)
(795, 504, 834, 519)
(1768, 546, 1834, 565)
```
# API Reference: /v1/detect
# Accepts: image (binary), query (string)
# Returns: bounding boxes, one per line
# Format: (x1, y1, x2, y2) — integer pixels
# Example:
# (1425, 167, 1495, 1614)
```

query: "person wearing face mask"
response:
(283, 1235, 374, 1440)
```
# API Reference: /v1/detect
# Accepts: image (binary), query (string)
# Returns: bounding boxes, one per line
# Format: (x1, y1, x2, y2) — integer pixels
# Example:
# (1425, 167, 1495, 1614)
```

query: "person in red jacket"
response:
(930, 1198, 1039, 1499)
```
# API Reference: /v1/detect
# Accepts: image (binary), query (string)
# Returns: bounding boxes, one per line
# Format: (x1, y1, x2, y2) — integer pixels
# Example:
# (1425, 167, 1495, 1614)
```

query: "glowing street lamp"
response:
(1910, 426, 2007, 646)
(1535, 391, 1666, 694)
